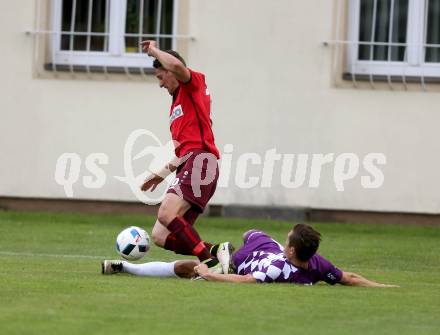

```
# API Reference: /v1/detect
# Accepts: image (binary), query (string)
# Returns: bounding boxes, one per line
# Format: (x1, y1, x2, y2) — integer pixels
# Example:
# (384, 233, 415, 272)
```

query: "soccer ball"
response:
(116, 226, 150, 260)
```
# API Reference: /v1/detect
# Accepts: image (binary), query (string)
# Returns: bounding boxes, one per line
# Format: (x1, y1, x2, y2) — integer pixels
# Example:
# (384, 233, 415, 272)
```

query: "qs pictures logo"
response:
(54, 129, 177, 204)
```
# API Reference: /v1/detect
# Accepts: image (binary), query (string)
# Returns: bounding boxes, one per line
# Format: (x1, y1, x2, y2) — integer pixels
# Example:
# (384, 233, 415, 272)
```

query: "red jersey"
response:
(169, 69, 220, 159)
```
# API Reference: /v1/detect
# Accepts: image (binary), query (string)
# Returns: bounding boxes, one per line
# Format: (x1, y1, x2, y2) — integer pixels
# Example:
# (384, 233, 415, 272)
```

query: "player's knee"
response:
(158, 193, 191, 226)
(157, 204, 174, 225)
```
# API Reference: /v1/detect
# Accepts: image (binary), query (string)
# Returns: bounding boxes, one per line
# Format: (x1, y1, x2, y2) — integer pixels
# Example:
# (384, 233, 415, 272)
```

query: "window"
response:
(347, 0, 440, 79)
(50, 0, 176, 70)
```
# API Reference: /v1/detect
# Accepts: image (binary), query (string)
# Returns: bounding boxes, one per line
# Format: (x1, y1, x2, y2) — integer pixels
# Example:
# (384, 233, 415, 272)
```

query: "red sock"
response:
(163, 209, 213, 255)
(164, 234, 214, 255)
(164, 234, 193, 255)
(183, 208, 200, 225)
(167, 216, 212, 262)
(183, 208, 213, 250)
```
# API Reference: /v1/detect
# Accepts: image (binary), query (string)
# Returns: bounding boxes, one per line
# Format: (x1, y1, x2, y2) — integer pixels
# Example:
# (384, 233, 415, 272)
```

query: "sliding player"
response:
(102, 224, 398, 288)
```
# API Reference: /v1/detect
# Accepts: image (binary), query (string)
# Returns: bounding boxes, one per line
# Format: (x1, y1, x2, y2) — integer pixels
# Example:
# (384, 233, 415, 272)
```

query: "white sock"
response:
(122, 261, 178, 278)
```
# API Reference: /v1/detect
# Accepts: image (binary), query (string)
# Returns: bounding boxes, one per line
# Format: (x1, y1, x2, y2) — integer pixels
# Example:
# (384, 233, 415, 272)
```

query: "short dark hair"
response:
(153, 50, 186, 69)
(288, 224, 321, 262)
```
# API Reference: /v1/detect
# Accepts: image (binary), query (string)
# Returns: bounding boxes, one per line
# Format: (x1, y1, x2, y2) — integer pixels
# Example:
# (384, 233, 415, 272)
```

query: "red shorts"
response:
(167, 150, 219, 214)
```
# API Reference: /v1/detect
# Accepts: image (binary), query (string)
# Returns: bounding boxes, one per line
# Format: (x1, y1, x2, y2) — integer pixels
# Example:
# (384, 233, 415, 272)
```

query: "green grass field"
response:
(0, 211, 439, 335)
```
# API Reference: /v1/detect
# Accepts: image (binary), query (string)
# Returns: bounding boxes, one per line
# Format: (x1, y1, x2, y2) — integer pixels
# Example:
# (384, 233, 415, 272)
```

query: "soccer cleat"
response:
(216, 242, 235, 274)
(101, 260, 124, 275)
(208, 261, 223, 274)
(201, 258, 224, 274)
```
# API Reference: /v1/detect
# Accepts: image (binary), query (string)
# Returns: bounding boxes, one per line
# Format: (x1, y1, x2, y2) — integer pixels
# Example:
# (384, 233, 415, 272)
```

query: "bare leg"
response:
(151, 220, 172, 247)
(152, 193, 191, 247)
(157, 193, 191, 226)
(154, 193, 213, 264)
(174, 260, 200, 278)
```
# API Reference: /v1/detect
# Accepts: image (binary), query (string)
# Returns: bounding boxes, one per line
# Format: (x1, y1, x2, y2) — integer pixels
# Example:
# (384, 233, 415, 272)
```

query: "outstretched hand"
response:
(379, 284, 400, 288)
(140, 174, 164, 192)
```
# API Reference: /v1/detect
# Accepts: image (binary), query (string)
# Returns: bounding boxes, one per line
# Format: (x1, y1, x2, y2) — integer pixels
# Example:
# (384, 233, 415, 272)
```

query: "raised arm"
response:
(340, 271, 399, 288)
(142, 40, 190, 83)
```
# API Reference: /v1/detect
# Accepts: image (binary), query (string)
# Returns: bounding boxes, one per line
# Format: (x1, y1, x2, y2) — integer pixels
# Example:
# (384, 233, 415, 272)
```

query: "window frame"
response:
(49, 0, 178, 69)
(347, 0, 440, 78)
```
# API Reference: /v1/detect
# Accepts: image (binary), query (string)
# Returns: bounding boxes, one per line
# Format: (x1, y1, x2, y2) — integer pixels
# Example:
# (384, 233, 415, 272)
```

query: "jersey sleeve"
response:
(316, 254, 343, 285)
(179, 69, 205, 93)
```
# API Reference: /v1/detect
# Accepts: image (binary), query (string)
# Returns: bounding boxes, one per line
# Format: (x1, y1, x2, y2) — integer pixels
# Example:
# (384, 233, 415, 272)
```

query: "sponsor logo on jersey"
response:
(170, 105, 184, 124)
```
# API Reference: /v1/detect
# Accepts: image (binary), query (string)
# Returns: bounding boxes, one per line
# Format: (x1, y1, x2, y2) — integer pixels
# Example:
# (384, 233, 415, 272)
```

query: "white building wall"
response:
(1, 0, 440, 214)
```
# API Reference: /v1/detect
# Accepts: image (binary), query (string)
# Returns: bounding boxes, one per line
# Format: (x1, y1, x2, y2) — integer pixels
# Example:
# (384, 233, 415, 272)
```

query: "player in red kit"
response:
(140, 40, 232, 274)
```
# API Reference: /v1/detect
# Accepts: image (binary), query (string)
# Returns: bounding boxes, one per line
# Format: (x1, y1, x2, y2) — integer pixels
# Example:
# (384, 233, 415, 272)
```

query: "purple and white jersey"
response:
(232, 230, 343, 285)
